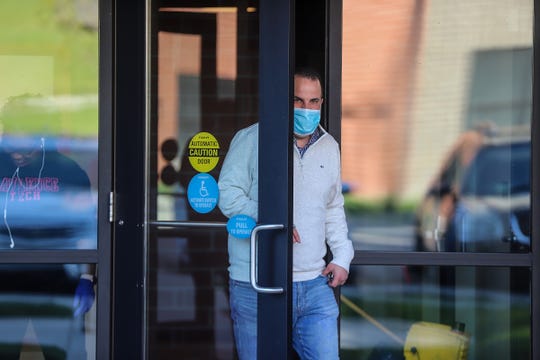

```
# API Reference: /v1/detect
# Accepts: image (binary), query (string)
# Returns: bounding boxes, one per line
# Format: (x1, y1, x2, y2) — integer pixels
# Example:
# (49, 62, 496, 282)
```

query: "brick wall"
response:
(341, 0, 532, 201)
(341, 0, 426, 199)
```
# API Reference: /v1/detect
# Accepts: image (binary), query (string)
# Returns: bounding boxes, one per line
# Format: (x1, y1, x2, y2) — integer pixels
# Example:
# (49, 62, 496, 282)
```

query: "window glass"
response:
(0, 0, 98, 250)
(342, 0, 532, 253)
(148, 4, 259, 358)
(341, 265, 530, 359)
(0, 263, 96, 359)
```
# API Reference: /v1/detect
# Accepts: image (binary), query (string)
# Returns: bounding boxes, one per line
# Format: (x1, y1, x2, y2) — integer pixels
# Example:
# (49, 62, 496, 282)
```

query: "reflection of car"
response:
(0, 190, 96, 249)
(415, 128, 530, 253)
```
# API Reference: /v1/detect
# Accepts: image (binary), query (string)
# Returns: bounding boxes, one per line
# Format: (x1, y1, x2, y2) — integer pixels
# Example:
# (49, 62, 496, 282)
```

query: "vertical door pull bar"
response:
(250, 224, 285, 294)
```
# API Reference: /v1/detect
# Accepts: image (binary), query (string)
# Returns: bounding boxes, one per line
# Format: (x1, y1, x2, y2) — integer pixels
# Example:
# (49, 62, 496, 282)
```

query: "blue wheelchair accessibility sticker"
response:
(227, 214, 256, 239)
(187, 173, 219, 214)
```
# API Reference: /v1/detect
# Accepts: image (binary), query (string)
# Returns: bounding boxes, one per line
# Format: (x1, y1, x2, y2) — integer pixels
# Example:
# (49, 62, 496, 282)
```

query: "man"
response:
(218, 68, 354, 359)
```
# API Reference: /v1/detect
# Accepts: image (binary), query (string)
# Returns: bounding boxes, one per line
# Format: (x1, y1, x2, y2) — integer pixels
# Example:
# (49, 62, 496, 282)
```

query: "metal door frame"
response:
(257, 0, 295, 358)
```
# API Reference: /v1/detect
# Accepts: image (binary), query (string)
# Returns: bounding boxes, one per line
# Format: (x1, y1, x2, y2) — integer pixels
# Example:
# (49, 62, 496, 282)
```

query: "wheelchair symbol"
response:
(199, 180, 209, 197)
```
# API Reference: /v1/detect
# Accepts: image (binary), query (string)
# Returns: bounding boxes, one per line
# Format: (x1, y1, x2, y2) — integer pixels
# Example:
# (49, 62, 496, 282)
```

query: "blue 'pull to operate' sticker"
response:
(227, 215, 256, 239)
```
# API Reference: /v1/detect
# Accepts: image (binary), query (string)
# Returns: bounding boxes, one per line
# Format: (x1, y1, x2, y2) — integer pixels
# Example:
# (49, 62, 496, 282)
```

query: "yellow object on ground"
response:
(403, 321, 469, 360)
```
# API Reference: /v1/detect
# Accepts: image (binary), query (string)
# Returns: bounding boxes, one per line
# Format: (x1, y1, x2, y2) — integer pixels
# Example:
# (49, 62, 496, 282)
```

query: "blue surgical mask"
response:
(294, 108, 320, 136)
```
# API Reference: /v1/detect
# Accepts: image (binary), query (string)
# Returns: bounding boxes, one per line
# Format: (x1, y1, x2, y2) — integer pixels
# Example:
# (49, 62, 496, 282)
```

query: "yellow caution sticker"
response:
(188, 132, 220, 173)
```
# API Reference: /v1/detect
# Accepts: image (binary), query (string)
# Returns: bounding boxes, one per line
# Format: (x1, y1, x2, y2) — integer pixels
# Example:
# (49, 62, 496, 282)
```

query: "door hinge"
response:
(108, 191, 115, 223)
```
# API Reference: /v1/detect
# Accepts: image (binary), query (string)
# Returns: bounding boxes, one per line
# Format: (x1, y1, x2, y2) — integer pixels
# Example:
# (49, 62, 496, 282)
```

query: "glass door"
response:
(146, 1, 293, 358)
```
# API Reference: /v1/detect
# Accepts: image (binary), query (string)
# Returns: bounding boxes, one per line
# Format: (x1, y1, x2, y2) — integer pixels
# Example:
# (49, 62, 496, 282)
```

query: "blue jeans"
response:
(229, 279, 258, 360)
(229, 276, 339, 360)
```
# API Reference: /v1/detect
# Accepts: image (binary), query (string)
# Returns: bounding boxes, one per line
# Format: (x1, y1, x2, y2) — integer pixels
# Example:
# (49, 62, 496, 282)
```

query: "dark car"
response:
(415, 128, 530, 253)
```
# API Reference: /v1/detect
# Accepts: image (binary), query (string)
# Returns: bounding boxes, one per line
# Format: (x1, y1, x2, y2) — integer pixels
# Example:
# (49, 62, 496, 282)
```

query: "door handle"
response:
(250, 224, 285, 294)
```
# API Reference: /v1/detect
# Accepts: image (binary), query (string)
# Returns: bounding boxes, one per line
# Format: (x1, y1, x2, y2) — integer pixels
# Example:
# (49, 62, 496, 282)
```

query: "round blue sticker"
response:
(227, 215, 256, 239)
(187, 173, 219, 214)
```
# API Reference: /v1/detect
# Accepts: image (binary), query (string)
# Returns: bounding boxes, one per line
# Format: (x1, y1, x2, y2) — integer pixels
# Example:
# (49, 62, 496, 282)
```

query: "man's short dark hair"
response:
(294, 67, 322, 85)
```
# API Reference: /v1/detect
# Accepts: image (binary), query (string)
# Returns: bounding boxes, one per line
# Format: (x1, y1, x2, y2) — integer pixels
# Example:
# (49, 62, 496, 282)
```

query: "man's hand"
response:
(322, 263, 349, 288)
(73, 276, 95, 317)
(293, 226, 301, 243)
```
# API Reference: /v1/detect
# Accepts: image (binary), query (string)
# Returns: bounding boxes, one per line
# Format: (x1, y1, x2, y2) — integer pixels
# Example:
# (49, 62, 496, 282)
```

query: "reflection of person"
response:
(0, 136, 95, 246)
(218, 68, 354, 359)
(0, 133, 96, 358)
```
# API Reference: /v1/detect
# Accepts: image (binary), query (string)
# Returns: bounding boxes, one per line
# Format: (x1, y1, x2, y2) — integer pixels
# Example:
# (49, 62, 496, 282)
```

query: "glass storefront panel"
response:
(0, 1, 99, 250)
(149, 228, 232, 357)
(0, 263, 97, 359)
(341, 265, 530, 359)
(0, 2, 98, 359)
(148, 3, 259, 358)
(341, 0, 532, 253)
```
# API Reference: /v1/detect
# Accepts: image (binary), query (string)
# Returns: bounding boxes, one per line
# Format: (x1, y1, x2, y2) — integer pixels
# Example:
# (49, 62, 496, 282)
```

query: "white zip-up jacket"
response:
(218, 123, 354, 282)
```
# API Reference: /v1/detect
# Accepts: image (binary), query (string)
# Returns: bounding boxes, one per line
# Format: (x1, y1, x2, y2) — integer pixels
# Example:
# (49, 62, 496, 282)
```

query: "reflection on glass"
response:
(0, 1, 98, 250)
(416, 132, 530, 252)
(342, 0, 532, 253)
(0, 264, 96, 359)
(341, 265, 530, 359)
(149, 4, 258, 358)
(149, 229, 232, 357)
(0, 129, 96, 250)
